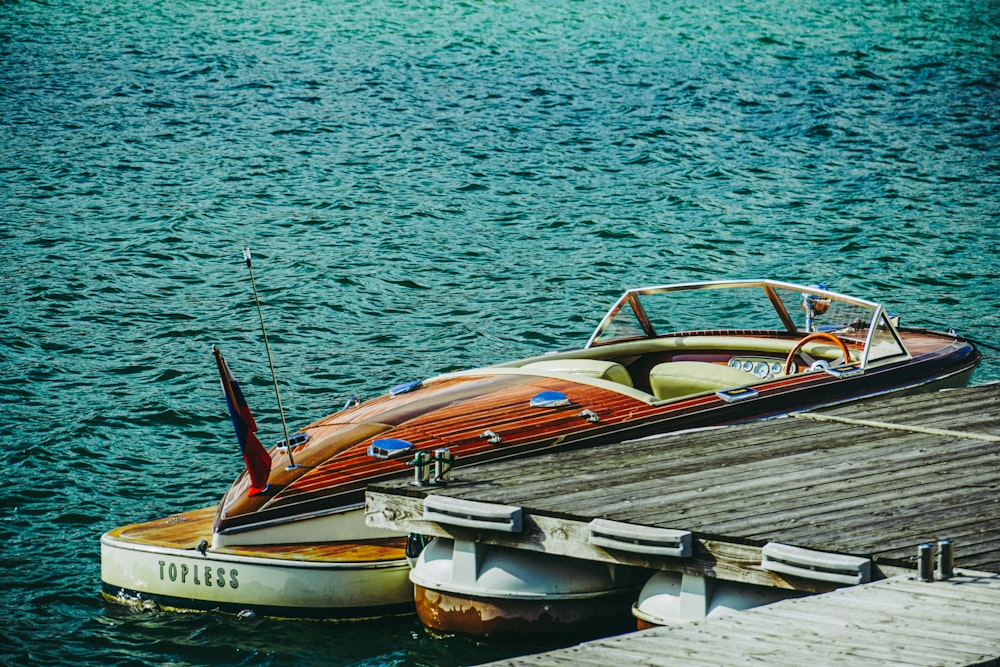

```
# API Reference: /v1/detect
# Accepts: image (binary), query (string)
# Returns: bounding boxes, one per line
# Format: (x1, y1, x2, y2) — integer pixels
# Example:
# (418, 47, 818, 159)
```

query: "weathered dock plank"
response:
(477, 574, 1000, 667)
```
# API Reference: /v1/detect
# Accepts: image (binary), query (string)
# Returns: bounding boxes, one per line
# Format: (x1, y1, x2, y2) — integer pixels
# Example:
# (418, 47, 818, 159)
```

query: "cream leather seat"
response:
(649, 361, 753, 400)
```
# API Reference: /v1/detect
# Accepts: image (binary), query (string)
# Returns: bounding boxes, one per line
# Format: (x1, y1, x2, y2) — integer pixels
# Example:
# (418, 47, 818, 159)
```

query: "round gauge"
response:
(729, 359, 741, 369)
(742, 360, 753, 372)
(771, 362, 783, 375)
(754, 362, 770, 378)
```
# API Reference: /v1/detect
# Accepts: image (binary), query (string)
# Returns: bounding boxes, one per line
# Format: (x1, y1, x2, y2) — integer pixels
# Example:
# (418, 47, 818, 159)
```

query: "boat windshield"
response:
(587, 280, 908, 365)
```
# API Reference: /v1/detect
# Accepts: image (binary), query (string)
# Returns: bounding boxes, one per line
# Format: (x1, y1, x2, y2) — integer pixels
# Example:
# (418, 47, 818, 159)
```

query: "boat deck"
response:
(480, 572, 1000, 667)
(107, 505, 407, 562)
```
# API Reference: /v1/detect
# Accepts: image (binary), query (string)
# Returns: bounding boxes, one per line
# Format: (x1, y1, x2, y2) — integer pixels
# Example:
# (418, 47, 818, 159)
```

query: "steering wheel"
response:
(783, 332, 852, 375)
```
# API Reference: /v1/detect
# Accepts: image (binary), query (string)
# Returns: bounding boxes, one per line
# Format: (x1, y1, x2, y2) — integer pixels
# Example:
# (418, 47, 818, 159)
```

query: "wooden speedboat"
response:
(101, 280, 979, 620)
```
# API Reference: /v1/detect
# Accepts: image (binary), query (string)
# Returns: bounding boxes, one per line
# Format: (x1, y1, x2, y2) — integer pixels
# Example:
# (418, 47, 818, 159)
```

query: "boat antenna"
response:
(243, 248, 298, 470)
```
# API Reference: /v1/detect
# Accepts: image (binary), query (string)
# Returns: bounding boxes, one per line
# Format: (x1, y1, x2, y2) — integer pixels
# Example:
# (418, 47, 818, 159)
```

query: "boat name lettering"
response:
(158, 560, 239, 589)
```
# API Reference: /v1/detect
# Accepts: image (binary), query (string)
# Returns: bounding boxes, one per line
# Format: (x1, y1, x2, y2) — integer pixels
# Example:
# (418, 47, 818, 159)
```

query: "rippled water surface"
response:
(2, 0, 999, 665)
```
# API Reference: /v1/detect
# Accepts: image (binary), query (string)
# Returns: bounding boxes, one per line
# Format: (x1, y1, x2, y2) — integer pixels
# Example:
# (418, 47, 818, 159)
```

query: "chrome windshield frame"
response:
(584, 280, 901, 369)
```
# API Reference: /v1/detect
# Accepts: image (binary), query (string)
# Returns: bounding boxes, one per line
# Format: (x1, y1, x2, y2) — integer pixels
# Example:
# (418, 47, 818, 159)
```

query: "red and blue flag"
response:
(213, 346, 271, 496)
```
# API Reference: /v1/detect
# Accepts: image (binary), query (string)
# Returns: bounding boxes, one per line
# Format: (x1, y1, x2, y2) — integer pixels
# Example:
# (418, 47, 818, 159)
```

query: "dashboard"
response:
(728, 357, 786, 379)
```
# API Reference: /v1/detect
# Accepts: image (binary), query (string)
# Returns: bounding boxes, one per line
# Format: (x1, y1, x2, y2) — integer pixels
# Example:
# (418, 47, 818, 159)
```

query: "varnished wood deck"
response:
(108, 505, 407, 562)
(368, 384, 1000, 586)
(106, 505, 217, 550)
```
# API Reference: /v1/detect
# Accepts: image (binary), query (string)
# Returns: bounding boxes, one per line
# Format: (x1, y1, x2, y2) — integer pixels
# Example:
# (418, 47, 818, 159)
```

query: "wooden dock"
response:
(480, 572, 1000, 667)
(366, 383, 1000, 663)
(368, 384, 1000, 586)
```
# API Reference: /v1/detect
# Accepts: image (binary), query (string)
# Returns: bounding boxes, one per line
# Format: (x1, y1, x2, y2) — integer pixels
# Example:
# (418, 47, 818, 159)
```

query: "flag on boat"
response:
(213, 345, 271, 496)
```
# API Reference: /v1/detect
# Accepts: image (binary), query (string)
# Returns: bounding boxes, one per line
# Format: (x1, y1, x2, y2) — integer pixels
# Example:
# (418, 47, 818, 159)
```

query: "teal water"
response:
(2, 0, 999, 664)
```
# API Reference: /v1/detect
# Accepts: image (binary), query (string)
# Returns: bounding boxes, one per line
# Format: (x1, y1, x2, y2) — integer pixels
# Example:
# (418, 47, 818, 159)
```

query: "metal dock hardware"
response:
(410, 448, 455, 486)
(918, 539, 956, 581)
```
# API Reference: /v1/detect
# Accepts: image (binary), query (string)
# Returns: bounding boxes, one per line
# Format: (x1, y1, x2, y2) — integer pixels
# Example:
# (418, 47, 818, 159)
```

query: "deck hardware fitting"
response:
(918, 542, 935, 581)
(825, 363, 864, 379)
(389, 380, 423, 396)
(530, 390, 572, 408)
(433, 448, 454, 484)
(411, 450, 432, 486)
(716, 386, 759, 403)
(275, 432, 311, 450)
(481, 429, 502, 444)
(938, 539, 954, 580)
(368, 438, 414, 459)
